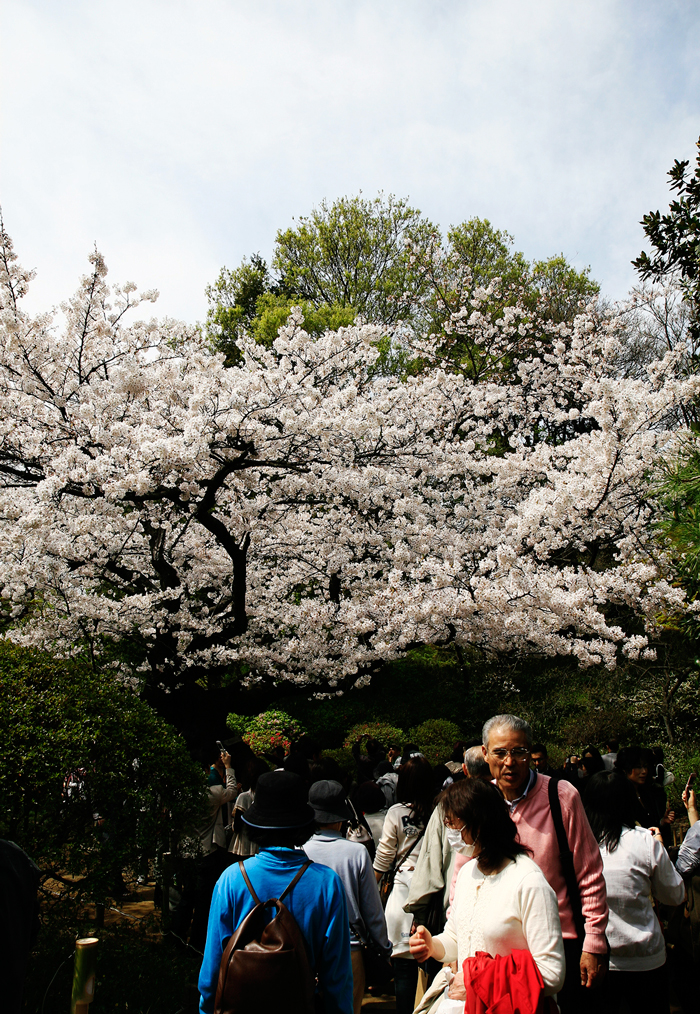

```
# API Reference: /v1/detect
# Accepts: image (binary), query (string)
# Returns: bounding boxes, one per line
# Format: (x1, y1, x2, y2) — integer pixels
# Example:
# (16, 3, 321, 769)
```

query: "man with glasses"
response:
(481, 714, 608, 1014)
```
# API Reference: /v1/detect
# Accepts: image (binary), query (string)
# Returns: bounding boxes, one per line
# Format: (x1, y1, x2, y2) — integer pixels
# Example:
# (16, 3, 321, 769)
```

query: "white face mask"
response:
(445, 827, 477, 857)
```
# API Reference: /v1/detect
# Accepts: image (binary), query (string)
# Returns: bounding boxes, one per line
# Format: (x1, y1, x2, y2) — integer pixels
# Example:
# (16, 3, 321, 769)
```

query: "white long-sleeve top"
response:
(373, 803, 425, 874)
(600, 826, 685, 971)
(432, 853, 565, 996)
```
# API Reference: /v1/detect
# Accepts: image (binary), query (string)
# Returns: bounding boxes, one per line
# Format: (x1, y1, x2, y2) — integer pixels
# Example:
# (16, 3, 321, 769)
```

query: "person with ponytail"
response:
(584, 771, 685, 1013)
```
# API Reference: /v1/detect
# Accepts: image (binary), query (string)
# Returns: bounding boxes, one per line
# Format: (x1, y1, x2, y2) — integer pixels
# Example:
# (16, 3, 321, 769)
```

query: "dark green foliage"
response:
(0, 641, 205, 906)
(23, 921, 201, 1014)
(272, 645, 697, 759)
(408, 719, 463, 765)
(634, 135, 700, 341)
(272, 646, 469, 746)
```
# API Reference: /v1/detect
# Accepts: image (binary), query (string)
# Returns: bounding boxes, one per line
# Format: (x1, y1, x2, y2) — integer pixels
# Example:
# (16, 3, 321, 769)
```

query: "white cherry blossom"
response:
(0, 223, 696, 691)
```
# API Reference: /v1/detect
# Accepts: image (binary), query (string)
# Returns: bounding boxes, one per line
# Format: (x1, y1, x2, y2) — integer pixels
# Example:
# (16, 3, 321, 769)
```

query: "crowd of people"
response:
(182, 716, 700, 1014)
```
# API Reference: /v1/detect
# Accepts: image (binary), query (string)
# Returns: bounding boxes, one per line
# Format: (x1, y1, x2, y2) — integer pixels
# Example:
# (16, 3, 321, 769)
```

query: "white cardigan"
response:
(600, 826, 685, 971)
(433, 853, 565, 996)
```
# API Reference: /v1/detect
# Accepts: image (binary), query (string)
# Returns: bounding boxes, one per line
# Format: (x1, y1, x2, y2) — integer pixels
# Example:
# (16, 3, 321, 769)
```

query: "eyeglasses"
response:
(488, 748, 531, 761)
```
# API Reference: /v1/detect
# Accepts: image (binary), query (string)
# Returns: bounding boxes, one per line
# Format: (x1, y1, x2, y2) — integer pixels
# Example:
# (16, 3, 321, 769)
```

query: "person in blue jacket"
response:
(198, 770, 353, 1014)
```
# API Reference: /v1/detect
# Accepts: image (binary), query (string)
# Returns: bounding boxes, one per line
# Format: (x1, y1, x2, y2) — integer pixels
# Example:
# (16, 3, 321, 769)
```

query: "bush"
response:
(343, 721, 405, 751)
(663, 743, 700, 811)
(408, 719, 463, 766)
(226, 709, 307, 755)
(320, 748, 356, 779)
(0, 641, 205, 907)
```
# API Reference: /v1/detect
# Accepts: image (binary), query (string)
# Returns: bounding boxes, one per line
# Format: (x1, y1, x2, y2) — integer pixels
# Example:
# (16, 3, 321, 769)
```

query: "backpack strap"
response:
(280, 860, 312, 902)
(239, 861, 262, 904)
(548, 777, 585, 941)
(238, 858, 312, 908)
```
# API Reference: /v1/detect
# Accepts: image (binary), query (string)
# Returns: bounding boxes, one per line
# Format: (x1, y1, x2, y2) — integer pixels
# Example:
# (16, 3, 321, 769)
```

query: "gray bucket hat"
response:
(308, 779, 354, 824)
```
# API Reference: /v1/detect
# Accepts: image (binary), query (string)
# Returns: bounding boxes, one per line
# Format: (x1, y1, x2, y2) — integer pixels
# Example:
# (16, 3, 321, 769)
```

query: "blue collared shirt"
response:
(676, 821, 700, 877)
(499, 768, 538, 814)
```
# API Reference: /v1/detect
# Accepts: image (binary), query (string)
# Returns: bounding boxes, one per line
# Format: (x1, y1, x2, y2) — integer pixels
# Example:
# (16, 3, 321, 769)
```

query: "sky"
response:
(2, 0, 699, 325)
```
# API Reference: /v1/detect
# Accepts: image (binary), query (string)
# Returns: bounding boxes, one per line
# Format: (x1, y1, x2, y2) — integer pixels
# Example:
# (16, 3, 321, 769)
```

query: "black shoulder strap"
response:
(548, 777, 585, 940)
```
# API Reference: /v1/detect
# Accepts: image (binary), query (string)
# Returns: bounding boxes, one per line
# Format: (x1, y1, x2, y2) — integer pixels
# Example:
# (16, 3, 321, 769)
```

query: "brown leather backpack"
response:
(213, 860, 316, 1014)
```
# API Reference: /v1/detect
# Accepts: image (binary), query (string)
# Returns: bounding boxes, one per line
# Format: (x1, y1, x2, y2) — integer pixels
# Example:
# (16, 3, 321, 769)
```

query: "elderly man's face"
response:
(482, 727, 531, 800)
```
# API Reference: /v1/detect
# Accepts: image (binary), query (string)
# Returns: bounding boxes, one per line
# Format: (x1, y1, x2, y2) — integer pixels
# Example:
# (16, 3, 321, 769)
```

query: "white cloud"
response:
(2, 0, 699, 323)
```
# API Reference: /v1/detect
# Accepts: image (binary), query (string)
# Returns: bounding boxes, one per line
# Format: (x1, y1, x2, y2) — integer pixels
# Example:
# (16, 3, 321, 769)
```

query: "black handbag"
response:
(351, 921, 393, 989)
(420, 888, 445, 937)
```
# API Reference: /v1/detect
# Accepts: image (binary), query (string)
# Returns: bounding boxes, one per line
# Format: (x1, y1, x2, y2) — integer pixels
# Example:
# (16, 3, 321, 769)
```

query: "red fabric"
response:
(462, 949, 553, 1014)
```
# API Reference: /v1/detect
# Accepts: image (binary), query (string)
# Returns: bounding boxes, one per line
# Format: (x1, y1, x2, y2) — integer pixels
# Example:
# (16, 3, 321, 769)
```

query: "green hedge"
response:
(0, 640, 204, 905)
(343, 721, 406, 751)
(408, 719, 463, 766)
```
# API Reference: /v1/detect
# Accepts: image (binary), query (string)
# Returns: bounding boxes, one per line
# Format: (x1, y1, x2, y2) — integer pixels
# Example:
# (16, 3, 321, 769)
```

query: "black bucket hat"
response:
(243, 771, 315, 829)
(308, 779, 354, 824)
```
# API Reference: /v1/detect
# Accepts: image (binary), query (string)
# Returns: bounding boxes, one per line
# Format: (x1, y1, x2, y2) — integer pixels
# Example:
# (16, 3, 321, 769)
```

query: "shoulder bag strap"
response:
(390, 824, 427, 875)
(548, 777, 585, 940)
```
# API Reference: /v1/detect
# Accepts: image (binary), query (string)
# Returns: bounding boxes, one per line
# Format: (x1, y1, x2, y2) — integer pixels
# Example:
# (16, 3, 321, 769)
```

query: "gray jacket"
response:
(677, 821, 700, 877)
(304, 830, 391, 954)
(403, 803, 455, 926)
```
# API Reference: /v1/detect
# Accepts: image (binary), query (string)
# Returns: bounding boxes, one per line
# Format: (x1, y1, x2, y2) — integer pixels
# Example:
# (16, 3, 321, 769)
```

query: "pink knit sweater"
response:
(449, 773, 608, 954)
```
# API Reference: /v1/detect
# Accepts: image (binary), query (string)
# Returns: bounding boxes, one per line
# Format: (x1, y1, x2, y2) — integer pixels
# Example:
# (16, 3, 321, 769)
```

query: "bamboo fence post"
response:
(70, 936, 99, 1014)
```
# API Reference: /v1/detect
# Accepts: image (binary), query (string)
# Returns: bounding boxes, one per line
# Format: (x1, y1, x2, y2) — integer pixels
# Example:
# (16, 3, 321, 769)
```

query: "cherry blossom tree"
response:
(0, 222, 697, 694)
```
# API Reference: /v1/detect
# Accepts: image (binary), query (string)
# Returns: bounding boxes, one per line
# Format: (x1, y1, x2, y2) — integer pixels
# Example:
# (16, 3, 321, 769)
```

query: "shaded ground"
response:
(25, 878, 202, 1014)
(25, 876, 398, 1012)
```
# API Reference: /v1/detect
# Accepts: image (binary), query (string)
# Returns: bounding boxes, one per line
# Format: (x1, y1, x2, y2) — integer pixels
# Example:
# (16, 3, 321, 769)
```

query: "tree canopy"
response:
(634, 135, 700, 342)
(0, 223, 694, 696)
(205, 195, 599, 378)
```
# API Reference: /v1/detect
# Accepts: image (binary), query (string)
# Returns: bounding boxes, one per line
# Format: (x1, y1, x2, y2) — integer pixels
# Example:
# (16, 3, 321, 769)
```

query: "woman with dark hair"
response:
(373, 755, 435, 1014)
(584, 771, 684, 1014)
(228, 756, 269, 862)
(409, 778, 565, 1008)
(615, 746, 675, 842)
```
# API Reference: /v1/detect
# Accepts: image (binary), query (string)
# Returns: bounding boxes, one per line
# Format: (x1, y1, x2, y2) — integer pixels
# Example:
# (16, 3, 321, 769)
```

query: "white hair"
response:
(482, 714, 533, 749)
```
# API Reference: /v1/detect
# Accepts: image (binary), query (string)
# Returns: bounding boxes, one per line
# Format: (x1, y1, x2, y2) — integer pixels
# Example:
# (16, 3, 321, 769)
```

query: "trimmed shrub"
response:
(343, 721, 405, 752)
(226, 709, 306, 755)
(408, 719, 463, 766)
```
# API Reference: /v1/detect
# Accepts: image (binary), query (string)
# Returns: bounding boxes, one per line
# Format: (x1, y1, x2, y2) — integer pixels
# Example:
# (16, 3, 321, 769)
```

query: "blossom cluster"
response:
(0, 225, 696, 690)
